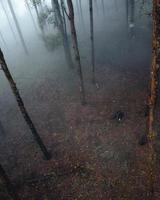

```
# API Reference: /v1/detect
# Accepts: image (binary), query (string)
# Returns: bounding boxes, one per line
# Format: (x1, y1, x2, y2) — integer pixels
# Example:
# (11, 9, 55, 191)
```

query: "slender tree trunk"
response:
(32, 0, 46, 38)
(89, 0, 96, 83)
(78, 0, 85, 30)
(78, 0, 82, 16)
(126, 0, 129, 30)
(0, 0, 17, 42)
(32, 0, 39, 18)
(101, 0, 105, 16)
(0, 120, 5, 136)
(66, 0, 86, 104)
(25, 0, 39, 33)
(148, 1, 159, 149)
(32, 0, 43, 30)
(7, 0, 28, 54)
(0, 164, 20, 200)
(130, 0, 135, 25)
(0, 49, 51, 160)
(39, 0, 43, 12)
(76, 0, 80, 18)
(52, 0, 73, 69)
(147, 0, 160, 198)
(60, 0, 67, 35)
(0, 30, 6, 46)
(94, 0, 99, 15)
(51, 0, 58, 26)
(127, 0, 135, 38)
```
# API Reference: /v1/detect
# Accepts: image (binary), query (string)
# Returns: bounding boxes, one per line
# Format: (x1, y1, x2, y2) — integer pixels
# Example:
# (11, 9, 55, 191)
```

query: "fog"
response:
(0, 0, 154, 199)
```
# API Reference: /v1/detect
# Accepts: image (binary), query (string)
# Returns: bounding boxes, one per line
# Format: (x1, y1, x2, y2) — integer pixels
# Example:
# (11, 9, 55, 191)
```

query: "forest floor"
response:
(1, 56, 160, 200)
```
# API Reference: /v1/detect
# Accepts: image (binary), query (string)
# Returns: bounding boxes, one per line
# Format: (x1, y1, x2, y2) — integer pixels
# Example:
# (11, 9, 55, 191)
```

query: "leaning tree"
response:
(0, 49, 51, 160)
(0, 163, 20, 200)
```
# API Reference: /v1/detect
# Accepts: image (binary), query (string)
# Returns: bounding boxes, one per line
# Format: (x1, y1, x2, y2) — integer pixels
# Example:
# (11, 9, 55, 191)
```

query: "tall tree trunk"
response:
(101, 0, 105, 16)
(78, 0, 85, 30)
(52, 0, 73, 69)
(7, 0, 28, 54)
(126, 0, 129, 30)
(0, 30, 6, 46)
(39, 0, 44, 12)
(130, 0, 135, 27)
(25, 0, 39, 33)
(148, 3, 158, 139)
(66, 0, 86, 104)
(147, 0, 160, 198)
(127, 0, 135, 38)
(32, 0, 39, 18)
(94, 0, 99, 15)
(89, 0, 96, 83)
(0, 120, 5, 136)
(32, 0, 46, 37)
(78, 0, 82, 16)
(0, 0, 17, 42)
(76, 0, 80, 18)
(0, 49, 51, 160)
(0, 163, 20, 200)
(60, 0, 67, 35)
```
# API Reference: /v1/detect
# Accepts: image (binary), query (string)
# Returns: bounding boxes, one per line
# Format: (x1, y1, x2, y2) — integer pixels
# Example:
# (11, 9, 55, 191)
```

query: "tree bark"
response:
(32, 0, 39, 17)
(0, 120, 5, 136)
(0, 49, 51, 160)
(126, 0, 129, 29)
(148, 0, 160, 138)
(147, 0, 160, 198)
(89, 0, 95, 83)
(66, 0, 86, 104)
(0, 163, 20, 200)
(60, 0, 67, 35)
(0, 30, 6, 46)
(52, 0, 73, 69)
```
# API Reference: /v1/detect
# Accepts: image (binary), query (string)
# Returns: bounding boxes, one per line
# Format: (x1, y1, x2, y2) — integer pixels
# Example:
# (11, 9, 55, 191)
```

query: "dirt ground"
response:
(1, 55, 160, 200)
